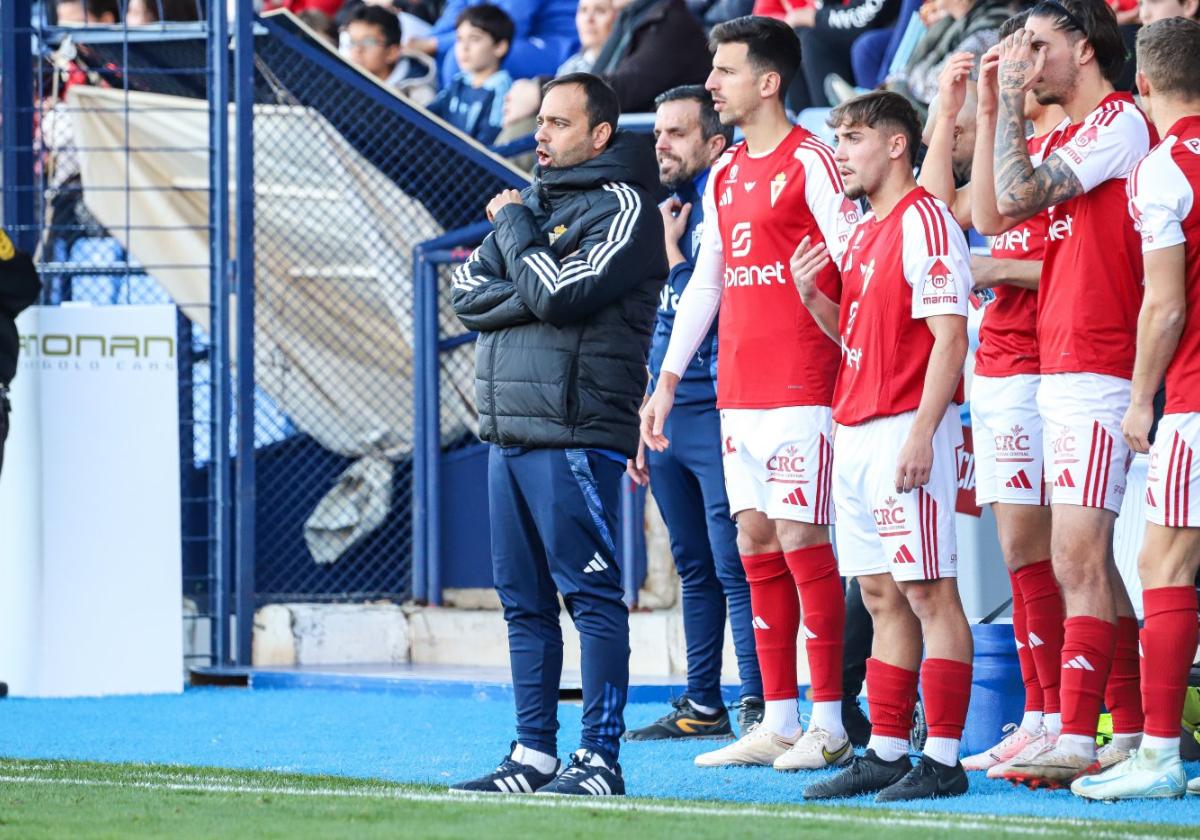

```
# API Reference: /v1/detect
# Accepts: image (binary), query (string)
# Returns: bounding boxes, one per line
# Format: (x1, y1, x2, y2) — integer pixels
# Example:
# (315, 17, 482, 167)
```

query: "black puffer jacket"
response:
(0, 230, 42, 386)
(451, 133, 667, 457)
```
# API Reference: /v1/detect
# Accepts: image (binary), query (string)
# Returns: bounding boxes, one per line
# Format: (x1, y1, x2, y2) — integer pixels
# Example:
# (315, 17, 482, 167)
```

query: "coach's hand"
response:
(895, 433, 934, 493)
(1121, 401, 1153, 455)
(626, 440, 650, 487)
(789, 236, 829, 304)
(486, 189, 524, 223)
(641, 376, 678, 452)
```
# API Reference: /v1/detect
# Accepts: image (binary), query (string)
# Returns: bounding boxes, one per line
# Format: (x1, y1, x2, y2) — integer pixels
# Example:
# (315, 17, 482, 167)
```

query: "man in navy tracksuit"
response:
(622, 86, 765, 742)
(449, 73, 666, 797)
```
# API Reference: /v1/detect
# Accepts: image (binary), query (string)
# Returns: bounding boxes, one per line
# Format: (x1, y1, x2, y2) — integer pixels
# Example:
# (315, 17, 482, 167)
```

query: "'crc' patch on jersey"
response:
(921, 258, 959, 305)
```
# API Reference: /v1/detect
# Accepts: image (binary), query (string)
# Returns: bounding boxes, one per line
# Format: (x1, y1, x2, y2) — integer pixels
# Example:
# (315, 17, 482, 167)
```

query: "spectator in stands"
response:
(1139, 0, 1199, 21)
(885, 0, 1012, 111)
(0, 229, 42, 479)
(54, 0, 119, 25)
(410, 0, 579, 83)
(428, 4, 514, 144)
(299, 9, 340, 45)
(123, 0, 200, 24)
(692, 0, 756, 29)
(783, 0, 903, 108)
(341, 4, 437, 104)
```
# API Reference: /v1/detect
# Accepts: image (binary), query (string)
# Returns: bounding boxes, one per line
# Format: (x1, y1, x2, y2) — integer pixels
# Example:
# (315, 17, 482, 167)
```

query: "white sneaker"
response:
(1097, 742, 1133, 771)
(1188, 775, 1200, 796)
(986, 728, 1052, 779)
(1070, 746, 1186, 800)
(962, 723, 1039, 772)
(693, 724, 796, 768)
(772, 726, 852, 771)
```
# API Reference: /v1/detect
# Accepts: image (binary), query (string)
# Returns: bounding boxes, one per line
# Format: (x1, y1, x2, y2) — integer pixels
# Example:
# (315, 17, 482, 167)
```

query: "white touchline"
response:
(0, 769, 1177, 840)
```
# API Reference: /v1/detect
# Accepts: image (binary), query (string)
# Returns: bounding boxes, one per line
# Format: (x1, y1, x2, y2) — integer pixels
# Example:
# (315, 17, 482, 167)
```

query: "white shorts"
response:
(720, 405, 834, 524)
(833, 407, 962, 582)
(1145, 413, 1200, 528)
(1037, 373, 1132, 514)
(971, 373, 1047, 507)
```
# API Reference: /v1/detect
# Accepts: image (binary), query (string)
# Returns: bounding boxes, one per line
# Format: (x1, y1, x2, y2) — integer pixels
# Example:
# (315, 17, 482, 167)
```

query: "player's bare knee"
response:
(775, 519, 830, 553)
(735, 510, 778, 555)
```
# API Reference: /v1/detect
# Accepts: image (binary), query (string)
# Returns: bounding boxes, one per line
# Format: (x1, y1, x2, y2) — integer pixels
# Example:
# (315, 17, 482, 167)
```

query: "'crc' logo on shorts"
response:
(765, 443, 806, 484)
(995, 424, 1033, 464)
(873, 497, 910, 536)
(1052, 427, 1078, 464)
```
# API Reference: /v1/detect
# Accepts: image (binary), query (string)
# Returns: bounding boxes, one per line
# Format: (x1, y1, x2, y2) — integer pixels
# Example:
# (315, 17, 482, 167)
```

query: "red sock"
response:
(1105, 616, 1144, 736)
(921, 658, 973, 740)
(742, 551, 799, 701)
(1059, 616, 1117, 738)
(1141, 586, 1200, 739)
(866, 657, 919, 740)
(785, 544, 844, 703)
(1014, 560, 1064, 714)
(1010, 573, 1044, 713)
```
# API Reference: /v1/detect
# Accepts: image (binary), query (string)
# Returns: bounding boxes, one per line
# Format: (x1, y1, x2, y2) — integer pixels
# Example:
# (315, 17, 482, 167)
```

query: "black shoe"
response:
(842, 696, 872, 748)
(735, 696, 764, 736)
(802, 749, 912, 800)
(449, 742, 561, 794)
(875, 754, 968, 802)
(910, 698, 927, 753)
(622, 696, 732, 741)
(537, 749, 625, 796)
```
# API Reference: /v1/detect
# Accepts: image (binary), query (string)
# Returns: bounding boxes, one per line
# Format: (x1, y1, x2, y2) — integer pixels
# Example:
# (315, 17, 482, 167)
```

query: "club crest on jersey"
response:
(548, 224, 568, 245)
(872, 496, 910, 536)
(921, 258, 959, 305)
(770, 172, 787, 207)
(765, 443, 807, 484)
(691, 221, 704, 257)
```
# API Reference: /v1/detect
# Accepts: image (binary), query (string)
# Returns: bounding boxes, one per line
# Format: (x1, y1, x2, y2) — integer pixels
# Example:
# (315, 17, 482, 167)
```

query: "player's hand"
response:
(977, 45, 1001, 117)
(789, 235, 830, 305)
(936, 52, 975, 121)
(626, 439, 650, 486)
(1121, 401, 1154, 454)
(997, 30, 1045, 96)
(486, 189, 524, 223)
(895, 432, 934, 493)
(660, 198, 692, 245)
(640, 381, 677, 452)
(970, 254, 1002, 290)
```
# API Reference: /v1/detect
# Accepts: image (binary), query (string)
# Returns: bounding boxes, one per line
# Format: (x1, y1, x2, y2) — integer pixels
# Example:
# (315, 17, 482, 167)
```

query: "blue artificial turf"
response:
(1, 687, 1197, 827)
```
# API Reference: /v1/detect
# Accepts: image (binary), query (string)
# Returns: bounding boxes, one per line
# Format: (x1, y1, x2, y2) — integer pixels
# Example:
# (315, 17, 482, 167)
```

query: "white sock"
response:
(809, 700, 846, 738)
(512, 744, 558, 775)
(1111, 732, 1143, 752)
(1020, 710, 1043, 733)
(923, 737, 960, 767)
(1056, 733, 1096, 760)
(574, 749, 610, 769)
(1140, 734, 1179, 752)
(762, 698, 801, 737)
(868, 734, 909, 762)
(1044, 712, 1062, 736)
(688, 698, 721, 716)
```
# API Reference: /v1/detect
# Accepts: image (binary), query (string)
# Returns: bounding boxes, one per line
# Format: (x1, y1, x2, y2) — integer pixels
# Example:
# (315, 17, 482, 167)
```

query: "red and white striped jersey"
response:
(1128, 115, 1200, 415)
(661, 125, 857, 408)
(1037, 92, 1155, 379)
(832, 187, 970, 426)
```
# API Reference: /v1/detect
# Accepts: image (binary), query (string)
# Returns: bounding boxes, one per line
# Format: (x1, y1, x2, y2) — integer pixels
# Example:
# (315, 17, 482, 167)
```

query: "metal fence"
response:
(1, 2, 529, 668)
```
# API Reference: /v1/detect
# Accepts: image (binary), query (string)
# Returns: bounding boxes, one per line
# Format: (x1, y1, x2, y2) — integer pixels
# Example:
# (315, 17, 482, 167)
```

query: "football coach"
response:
(449, 72, 667, 797)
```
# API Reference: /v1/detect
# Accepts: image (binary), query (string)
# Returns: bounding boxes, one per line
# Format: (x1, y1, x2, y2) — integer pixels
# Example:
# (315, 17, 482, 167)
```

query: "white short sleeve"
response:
(902, 196, 972, 320)
(796, 139, 854, 264)
(1052, 107, 1151, 193)
(1128, 138, 1193, 253)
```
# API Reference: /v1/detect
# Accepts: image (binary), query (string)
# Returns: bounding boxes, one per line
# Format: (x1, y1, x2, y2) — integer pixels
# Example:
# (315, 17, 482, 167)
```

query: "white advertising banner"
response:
(0, 305, 183, 696)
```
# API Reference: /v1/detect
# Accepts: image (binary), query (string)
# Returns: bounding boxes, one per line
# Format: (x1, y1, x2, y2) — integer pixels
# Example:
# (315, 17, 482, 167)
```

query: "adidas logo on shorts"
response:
(1005, 470, 1035, 490)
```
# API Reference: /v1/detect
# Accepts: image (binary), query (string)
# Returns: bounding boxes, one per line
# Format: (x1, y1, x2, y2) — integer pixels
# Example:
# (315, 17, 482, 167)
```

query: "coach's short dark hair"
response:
(1028, 0, 1127, 86)
(709, 15, 801, 101)
(654, 85, 735, 148)
(828, 91, 922, 167)
(456, 2, 515, 49)
(1137, 16, 1200, 101)
(543, 73, 621, 144)
(998, 10, 1030, 40)
(348, 3, 401, 47)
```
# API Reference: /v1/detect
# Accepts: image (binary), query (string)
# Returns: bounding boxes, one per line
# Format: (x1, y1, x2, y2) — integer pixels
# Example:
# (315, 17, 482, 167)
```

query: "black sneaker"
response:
(842, 696, 872, 748)
(736, 696, 765, 736)
(623, 696, 733, 741)
(449, 743, 561, 794)
(537, 749, 625, 796)
(875, 754, 968, 802)
(802, 749, 912, 800)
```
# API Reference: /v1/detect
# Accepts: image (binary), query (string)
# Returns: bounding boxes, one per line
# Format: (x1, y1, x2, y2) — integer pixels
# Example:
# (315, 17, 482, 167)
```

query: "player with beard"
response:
(988, 0, 1157, 789)
(623, 85, 767, 742)
(641, 16, 858, 771)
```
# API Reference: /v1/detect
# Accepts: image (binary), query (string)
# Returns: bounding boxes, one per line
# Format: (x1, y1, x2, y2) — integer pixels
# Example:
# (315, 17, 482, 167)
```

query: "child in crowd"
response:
(428, 3, 513, 145)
